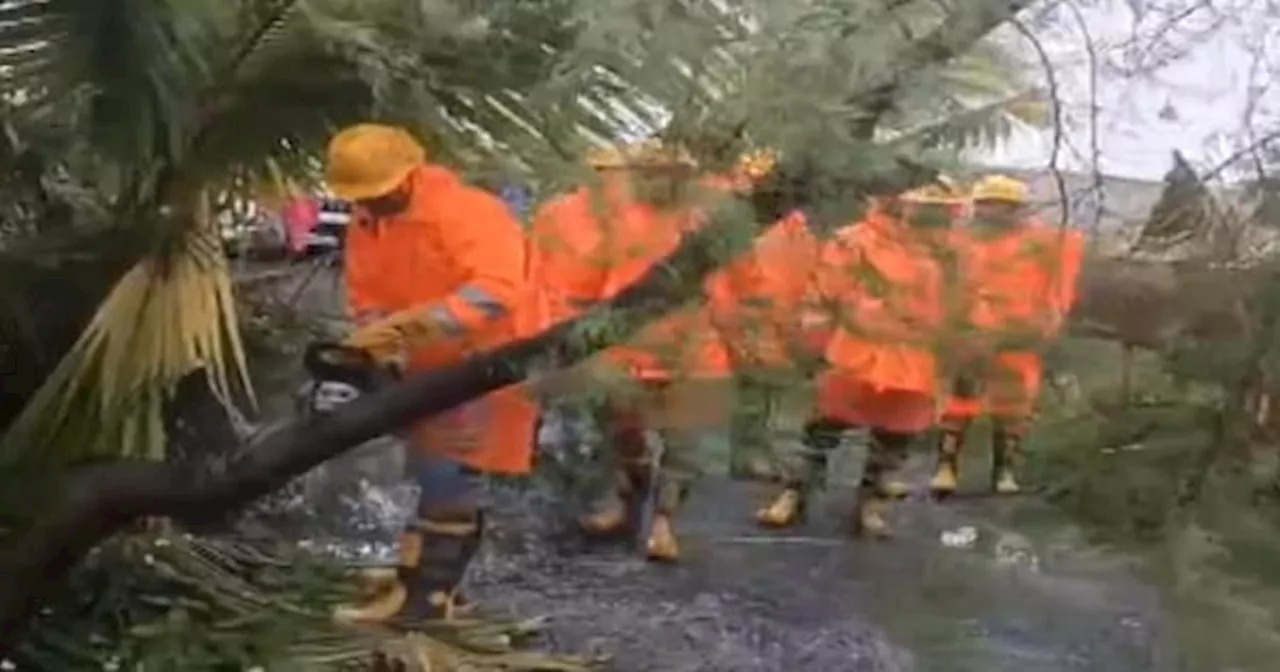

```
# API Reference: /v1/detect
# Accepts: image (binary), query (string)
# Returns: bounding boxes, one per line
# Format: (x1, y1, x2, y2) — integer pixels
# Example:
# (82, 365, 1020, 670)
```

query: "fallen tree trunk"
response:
(1067, 253, 1258, 351)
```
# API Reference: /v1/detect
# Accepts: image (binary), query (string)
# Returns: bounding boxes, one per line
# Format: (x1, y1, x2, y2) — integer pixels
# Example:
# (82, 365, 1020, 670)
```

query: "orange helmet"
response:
(325, 124, 426, 201)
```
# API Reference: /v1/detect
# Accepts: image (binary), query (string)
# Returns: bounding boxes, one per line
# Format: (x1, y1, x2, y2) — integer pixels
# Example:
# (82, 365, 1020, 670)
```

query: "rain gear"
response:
(929, 212, 1084, 497)
(709, 210, 825, 370)
(344, 164, 539, 476)
(756, 202, 958, 535)
(944, 217, 1084, 419)
(328, 123, 532, 625)
(814, 208, 948, 433)
(707, 210, 824, 479)
(528, 178, 731, 424)
(526, 174, 725, 561)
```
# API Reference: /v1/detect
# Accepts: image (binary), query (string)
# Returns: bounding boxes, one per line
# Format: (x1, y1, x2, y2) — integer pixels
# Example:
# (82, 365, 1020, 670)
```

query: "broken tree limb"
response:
(1067, 253, 1258, 352)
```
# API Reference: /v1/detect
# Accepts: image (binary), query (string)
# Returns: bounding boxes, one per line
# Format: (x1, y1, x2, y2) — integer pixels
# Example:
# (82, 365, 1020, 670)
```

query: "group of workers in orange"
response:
(311, 123, 1084, 628)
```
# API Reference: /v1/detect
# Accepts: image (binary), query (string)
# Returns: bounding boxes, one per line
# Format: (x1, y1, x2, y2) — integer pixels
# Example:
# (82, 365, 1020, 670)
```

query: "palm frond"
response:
(883, 88, 1050, 152)
(0, 192, 248, 466)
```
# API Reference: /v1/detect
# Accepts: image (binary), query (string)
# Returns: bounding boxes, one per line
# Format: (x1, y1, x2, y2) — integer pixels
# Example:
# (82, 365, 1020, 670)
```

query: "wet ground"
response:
(243, 262, 1170, 671)
(240, 400, 1170, 670)
(466, 472, 1168, 672)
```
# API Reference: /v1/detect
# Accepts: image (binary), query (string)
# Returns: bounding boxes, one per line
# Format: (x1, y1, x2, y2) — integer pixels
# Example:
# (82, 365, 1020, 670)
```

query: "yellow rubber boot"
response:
(333, 531, 421, 625)
(755, 487, 805, 528)
(877, 478, 912, 500)
(994, 469, 1021, 495)
(929, 461, 958, 496)
(929, 428, 965, 500)
(853, 490, 893, 540)
(333, 516, 479, 625)
(578, 491, 629, 536)
(991, 425, 1025, 495)
(352, 569, 478, 617)
(645, 512, 680, 562)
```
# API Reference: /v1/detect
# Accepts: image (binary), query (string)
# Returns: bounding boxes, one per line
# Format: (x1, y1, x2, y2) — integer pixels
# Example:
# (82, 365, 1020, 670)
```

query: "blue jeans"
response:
(407, 453, 483, 512)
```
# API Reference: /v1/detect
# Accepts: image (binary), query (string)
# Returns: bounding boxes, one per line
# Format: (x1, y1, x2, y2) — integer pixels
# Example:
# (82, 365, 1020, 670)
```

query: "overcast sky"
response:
(979, 0, 1278, 182)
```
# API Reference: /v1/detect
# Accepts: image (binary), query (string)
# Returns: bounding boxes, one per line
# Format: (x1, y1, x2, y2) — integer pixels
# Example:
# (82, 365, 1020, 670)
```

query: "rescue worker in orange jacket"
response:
(705, 148, 821, 481)
(323, 124, 539, 625)
(755, 181, 967, 536)
(528, 140, 725, 562)
(929, 175, 1084, 497)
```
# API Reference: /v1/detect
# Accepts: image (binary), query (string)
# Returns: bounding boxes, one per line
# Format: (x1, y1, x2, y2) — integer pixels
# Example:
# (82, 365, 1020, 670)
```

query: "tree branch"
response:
(850, 0, 1038, 136)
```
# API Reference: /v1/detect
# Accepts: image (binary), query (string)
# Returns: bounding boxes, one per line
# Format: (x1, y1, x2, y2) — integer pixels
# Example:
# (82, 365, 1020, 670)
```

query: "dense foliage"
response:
(24, 0, 1280, 670)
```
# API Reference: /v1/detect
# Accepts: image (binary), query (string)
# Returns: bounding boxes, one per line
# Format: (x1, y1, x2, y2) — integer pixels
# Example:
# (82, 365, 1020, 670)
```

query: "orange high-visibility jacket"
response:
(966, 217, 1084, 338)
(526, 186, 614, 329)
(815, 210, 949, 396)
(708, 210, 824, 369)
(527, 180, 729, 380)
(946, 217, 1085, 417)
(345, 164, 538, 474)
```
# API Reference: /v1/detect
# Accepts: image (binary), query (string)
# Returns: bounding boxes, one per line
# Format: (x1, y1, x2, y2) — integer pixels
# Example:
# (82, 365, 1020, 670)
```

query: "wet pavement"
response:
(467, 475, 1168, 672)
(245, 260, 1171, 670)
(239, 408, 1170, 671)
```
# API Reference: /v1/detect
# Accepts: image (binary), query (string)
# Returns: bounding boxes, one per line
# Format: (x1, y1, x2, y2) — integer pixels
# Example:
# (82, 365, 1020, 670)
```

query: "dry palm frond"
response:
(0, 191, 250, 465)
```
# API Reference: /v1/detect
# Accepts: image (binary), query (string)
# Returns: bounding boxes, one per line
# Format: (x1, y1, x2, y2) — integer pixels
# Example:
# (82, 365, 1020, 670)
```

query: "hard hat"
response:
(586, 139, 696, 171)
(971, 174, 1029, 204)
(324, 124, 426, 201)
(901, 179, 965, 205)
(625, 138, 697, 169)
(585, 144, 628, 170)
(734, 148, 779, 181)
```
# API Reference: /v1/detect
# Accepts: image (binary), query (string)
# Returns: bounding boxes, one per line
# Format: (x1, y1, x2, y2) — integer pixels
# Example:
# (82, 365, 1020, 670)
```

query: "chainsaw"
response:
(297, 340, 400, 418)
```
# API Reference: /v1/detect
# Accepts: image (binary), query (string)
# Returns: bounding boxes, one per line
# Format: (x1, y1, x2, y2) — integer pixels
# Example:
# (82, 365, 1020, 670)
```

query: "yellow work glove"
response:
(342, 308, 446, 364)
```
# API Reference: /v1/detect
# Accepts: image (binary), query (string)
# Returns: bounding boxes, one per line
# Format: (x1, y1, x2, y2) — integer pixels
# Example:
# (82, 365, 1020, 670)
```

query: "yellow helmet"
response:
(901, 176, 965, 205)
(626, 138, 697, 169)
(971, 174, 1029, 204)
(585, 139, 695, 171)
(585, 144, 628, 170)
(325, 124, 426, 201)
(734, 148, 779, 181)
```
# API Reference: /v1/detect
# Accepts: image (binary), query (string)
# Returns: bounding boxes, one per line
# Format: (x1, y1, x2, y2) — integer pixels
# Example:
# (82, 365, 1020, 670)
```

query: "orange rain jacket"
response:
(528, 179, 730, 382)
(811, 209, 951, 433)
(708, 210, 826, 370)
(945, 216, 1084, 418)
(344, 164, 539, 475)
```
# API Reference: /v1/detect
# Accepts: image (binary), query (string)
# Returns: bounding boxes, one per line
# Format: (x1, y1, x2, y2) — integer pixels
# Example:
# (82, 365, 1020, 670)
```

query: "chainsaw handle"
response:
(302, 341, 377, 378)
